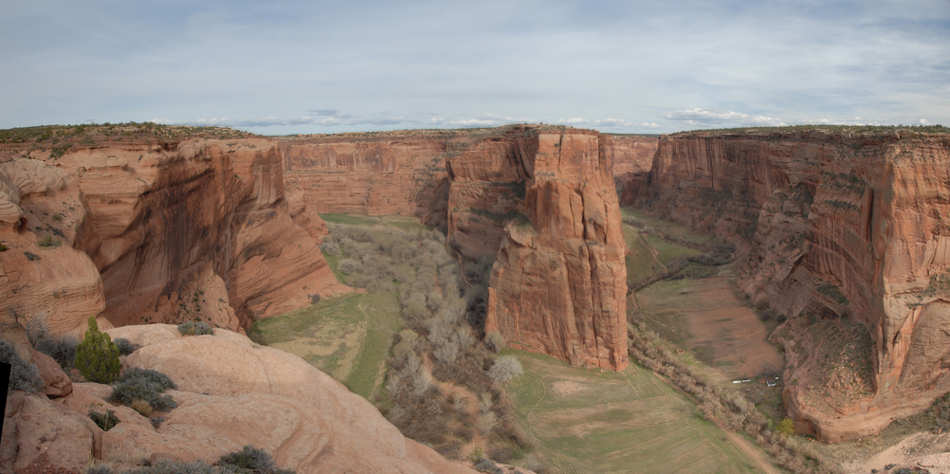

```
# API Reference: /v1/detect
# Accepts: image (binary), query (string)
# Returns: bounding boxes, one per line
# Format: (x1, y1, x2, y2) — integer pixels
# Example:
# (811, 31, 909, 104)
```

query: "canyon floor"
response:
(505, 349, 763, 473)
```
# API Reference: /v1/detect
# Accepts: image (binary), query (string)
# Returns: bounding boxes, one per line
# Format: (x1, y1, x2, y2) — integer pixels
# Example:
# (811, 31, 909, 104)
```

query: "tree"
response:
(776, 417, 795, 436)
(74, 316, 120, 383)
(488, 356, 523, 385)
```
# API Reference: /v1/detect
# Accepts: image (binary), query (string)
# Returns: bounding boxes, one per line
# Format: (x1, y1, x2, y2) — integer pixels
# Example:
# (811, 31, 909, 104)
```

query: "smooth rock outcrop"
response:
(640, 128, 950, 440)
(0, 324, 475, 473)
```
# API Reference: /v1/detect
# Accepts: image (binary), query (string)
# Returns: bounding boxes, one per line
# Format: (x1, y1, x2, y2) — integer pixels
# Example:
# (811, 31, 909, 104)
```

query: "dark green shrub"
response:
(0, 340, 43, 392)
(74, 316, 121, 384)
(110, 367, 178, 411)
(151, 416, 165, 429)
(114, 337, 140, 355)
(475, 458, 503, 474)
(37, 234, 60, 247)
(178, 321, 213, 336)
(89, 409, 119, 431)
(86, 466, 113, 474)
(121, 368, 177, 390)
(217, 445, 294, 473)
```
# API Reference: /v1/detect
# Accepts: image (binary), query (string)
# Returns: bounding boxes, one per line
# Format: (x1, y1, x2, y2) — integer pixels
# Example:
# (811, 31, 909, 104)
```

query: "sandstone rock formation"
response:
(283, 126, 631, 370)
(0, 131, 347, 335)
(604, 134, 658, 206)
(280, 130, 460, 229)
(474, 128, 629, 370)
(638, 128, 950, 441)
(0, 324, 475, 473)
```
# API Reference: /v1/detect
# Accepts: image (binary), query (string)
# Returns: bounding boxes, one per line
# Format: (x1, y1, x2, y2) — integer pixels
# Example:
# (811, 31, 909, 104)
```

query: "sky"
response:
(2, 0, 948, 135)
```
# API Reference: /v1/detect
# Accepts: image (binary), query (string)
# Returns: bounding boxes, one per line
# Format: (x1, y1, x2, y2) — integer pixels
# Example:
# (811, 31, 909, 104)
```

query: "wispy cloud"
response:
(1, 1, 947, 133)
(666, 108, 786, 127)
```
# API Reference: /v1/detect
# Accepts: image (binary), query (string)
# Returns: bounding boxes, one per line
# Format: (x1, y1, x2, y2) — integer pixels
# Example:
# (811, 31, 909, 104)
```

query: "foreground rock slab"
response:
(0, 324, 475, 474)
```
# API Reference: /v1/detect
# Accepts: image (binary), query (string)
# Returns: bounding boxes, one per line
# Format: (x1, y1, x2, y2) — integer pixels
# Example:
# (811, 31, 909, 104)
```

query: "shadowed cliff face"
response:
(604, 134, 659, 205)
(0, 137, 346, 335)
(639, 130, 950, 441)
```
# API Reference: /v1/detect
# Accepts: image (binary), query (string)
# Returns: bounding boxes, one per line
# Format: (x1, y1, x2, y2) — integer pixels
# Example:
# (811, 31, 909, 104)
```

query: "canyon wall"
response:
(0, 133, 346, 336)
(604, 134, 659, 205)
(640, 129, 950, 441)
(477, 128, 629, 370)
(282, 126, 630, 370)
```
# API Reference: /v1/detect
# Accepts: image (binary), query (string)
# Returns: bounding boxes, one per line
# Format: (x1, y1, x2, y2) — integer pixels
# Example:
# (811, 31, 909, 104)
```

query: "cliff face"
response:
(280, 132, 457, 230)
(0, 135, 346, 335)
(473, 128, 629, 370)
(604, 134, 658, 206)
(643, 129, 950, 440)
(282, 126, 629, 370)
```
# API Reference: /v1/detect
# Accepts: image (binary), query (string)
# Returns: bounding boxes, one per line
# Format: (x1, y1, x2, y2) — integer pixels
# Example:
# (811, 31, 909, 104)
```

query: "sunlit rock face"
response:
(642, 129, 950, 441)
(0, 137, 346, 335)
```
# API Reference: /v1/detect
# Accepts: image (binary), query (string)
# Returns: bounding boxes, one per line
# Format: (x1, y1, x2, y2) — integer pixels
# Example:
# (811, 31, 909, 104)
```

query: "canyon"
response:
(1, 122, 948, 472)
(629, 128, 950, 442)
(283, 125, 638, 369)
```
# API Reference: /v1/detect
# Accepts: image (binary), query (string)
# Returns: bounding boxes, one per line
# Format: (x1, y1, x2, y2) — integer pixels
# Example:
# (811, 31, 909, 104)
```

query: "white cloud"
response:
(666, 108, 786, 127)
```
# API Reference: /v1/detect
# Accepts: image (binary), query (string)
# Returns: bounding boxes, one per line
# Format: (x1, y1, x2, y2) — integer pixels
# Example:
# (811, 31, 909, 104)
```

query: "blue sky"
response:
(2, 0, 948, 134)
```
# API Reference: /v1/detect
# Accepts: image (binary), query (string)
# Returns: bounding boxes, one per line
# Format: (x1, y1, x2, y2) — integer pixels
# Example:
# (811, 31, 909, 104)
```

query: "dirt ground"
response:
(638, 276, 784, 379)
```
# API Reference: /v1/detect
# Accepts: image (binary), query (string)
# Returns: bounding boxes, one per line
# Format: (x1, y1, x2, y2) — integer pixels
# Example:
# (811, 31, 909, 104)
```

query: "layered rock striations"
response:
(640, 128, 950, 440)
(0, 131, 346, 335)
(283, 126, 631, 370)
(469, 128, 629, 370)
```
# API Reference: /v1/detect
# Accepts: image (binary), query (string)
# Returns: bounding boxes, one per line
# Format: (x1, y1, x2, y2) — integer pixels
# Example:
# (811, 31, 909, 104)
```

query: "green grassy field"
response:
(506, 350, 759, 473)
(319, 213, 429, 232)
(249, 291, 402, 399)
(621, 208, 715, 251)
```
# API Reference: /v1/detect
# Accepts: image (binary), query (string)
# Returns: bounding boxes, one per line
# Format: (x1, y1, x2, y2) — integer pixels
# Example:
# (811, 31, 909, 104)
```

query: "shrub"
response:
(475, 458, 503, 474)
(776, 418, 795, 435)
(337, 258, 359, 275)
(488, 356, 523, 385)
(74, 317, 121, 384)
(217, 445, 293, 473)
(86, 466, 114, 474)
(319, 239, 340, 256)
(110, 367, 178, 412)
(485, 332, 504, 353)
(37, 234, 60, 247)
(0, 340, 43, 392)
(130, 399, 153, 416)
(89, 409, 119, 431)
(114, 337, 140, 355)
(28, 320, 78, 370)
(151, 415, 166, 429)
(122, 368, 177, 390)
(177, 321, 213, 336)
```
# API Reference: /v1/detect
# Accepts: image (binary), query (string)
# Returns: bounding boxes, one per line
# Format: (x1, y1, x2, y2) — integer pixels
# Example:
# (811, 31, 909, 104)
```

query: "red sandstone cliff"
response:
(0, 127, 346, 335)
(282, 126, 629, 370)
(479, 128, 629, 370)
(604, 134, 659, 206)
(641, 128, 950, 441)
